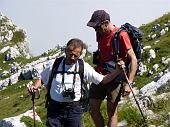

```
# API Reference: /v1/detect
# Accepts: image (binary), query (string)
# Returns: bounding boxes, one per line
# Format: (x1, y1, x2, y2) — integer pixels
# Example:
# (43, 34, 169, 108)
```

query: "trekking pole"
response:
(122, 69, 148, 127)
(31, 89, 40, 127)
(31, 92, 36, 127)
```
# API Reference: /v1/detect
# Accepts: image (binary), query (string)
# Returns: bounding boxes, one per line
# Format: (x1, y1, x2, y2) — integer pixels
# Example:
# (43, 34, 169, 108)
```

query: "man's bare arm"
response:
(100, 62, 124, 84)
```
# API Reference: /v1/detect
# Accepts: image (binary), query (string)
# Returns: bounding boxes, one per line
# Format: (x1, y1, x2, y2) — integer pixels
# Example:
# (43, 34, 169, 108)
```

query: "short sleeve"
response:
(83, 62, 104, 85)
(40, 65, 52, 86)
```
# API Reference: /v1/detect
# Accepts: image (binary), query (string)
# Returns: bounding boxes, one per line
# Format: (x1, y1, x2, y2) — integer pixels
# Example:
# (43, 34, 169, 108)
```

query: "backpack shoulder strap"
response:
(47, 56, 64, 91)
(112, 27, 125, 62)
(78, 59, 90, 112)
(77, 59, 84, 81)
(45, 56, 64, 107)
(77, 59, 85, 97)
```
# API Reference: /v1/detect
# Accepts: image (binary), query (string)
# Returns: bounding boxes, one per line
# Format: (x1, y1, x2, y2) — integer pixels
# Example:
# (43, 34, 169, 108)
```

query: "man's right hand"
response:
(28, 85, 39, 93)
(27, 79, 41, 93)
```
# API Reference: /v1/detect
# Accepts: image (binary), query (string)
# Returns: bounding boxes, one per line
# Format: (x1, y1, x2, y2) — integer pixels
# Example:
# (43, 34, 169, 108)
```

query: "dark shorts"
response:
(89, 74, 125, 103)
(46, 100, 82, 127)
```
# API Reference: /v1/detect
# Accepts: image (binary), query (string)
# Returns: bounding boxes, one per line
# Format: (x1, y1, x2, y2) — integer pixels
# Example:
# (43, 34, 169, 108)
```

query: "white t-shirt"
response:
(40, 59, 104, 102)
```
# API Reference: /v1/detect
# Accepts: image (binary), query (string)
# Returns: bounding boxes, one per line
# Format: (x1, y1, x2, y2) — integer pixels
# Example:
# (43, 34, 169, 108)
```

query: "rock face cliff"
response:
(0, 12, 31, 59)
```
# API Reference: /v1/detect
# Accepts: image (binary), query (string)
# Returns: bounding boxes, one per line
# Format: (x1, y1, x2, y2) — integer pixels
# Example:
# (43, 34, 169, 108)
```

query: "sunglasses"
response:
(93, 22, 104, 30)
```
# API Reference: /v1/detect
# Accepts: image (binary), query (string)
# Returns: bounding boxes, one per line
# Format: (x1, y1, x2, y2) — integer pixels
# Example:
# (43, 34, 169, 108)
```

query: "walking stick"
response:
(31, 89, 40, 127)
(123, 69, 148, 127)
(31, 92, 36, 127)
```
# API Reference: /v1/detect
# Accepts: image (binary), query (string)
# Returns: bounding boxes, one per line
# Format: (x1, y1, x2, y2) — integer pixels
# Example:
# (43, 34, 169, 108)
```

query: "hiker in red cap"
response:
(87, 10, 137, 127)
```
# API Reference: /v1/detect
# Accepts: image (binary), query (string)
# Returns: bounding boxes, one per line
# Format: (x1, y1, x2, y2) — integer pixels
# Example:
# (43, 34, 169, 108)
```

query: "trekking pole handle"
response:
(31, 88, 40, 100)
(27, 82, 40, 99)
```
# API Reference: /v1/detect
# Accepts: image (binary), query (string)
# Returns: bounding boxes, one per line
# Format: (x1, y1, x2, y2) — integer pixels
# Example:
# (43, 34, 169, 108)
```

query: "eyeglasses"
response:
(66, 50, 81, 59)
(67, 52, 80, 59)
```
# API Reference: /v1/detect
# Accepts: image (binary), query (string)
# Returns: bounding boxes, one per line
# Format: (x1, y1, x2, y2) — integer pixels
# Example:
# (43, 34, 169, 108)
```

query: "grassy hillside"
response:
(0, 12, 170, 126)
(135, 12, 170, 88)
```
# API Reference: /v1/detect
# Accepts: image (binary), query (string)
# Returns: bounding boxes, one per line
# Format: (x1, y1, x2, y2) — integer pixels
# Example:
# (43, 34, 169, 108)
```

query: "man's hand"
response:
(28, 85, 39, 93)
(28, 85, 41, 99)
(117, 60, 125, 70)
(27, 79, 41, 93)
(123, 84, 132, 96)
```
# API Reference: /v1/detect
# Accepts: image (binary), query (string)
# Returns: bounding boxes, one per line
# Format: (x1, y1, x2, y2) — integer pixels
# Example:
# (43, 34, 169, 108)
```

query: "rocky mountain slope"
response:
(0, 12, 170, 127)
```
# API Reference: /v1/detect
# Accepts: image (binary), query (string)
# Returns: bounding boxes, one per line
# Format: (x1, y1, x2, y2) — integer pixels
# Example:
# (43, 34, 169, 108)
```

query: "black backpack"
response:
(45, 56, 89, 112)
(113, 23, 143, 62)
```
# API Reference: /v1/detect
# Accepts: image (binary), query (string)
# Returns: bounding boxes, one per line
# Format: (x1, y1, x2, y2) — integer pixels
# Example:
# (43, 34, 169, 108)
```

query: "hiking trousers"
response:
(46, 100, 82, 127)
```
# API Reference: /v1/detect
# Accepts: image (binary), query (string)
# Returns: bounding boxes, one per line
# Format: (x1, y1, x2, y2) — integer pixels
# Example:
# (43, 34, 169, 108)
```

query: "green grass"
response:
(140, 12, 170, 39)
(0, 80, 32, 119)
(148, 98, 170, 125)
(118, 104, 145, 127)
(20, 116, 46, 127)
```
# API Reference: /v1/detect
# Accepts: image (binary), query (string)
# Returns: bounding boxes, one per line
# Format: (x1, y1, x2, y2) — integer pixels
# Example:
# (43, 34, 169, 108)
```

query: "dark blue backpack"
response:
(45, 57, 89, 112)
(113, 23, 143, 62)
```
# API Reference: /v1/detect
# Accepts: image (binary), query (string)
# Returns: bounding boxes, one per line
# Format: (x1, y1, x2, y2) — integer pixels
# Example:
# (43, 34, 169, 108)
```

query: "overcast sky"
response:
(1, 0, 170, 56)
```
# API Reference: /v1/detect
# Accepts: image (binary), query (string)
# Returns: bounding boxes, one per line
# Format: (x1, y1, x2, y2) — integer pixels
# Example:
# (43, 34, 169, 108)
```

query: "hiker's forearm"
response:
(33, 79, 42, 89)
(126, 48, 137, 83)
(128, 57, 137, 83)
(101, 69, 120, 84)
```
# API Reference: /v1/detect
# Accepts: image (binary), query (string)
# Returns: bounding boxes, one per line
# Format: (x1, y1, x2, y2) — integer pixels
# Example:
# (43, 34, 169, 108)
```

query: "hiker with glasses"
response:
(28, 38, 125, 127)
(87, 10, 137, 127)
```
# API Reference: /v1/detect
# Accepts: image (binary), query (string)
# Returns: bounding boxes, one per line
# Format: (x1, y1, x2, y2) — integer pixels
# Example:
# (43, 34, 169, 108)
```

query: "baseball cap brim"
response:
(87, 21, 99, 28)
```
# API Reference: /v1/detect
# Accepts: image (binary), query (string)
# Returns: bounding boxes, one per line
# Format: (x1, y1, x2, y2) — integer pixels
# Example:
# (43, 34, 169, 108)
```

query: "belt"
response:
(50, 100, 81, 107)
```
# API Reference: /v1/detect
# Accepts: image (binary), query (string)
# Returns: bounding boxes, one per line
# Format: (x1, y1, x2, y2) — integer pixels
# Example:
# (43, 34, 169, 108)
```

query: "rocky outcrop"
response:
(0, 12, 31, 59)
(0, 110, 41, 127)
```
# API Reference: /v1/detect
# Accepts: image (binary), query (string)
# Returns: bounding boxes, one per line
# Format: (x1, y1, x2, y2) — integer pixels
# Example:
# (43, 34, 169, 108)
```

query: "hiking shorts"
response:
(89, 74, 126, 103)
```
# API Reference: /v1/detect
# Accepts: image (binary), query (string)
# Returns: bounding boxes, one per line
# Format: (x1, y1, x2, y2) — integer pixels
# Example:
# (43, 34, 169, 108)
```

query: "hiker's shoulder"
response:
(119, 30, 129, 38)
(120, 30, 128, 37)
(78, 60, 93, 73)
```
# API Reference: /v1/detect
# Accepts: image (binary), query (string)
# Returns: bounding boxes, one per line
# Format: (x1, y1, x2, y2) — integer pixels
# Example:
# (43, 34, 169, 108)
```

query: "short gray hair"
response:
(66, 38, 85, 54)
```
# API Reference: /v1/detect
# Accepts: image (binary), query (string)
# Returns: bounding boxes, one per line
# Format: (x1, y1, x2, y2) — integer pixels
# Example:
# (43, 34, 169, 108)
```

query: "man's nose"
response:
(70, 55, 75, 60)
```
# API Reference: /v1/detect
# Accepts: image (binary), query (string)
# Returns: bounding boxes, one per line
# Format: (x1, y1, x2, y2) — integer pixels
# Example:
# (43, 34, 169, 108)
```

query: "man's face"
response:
(94, 23, 104, 33)
(65, 46, 82, 65)
(93, 22, 107, 35)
